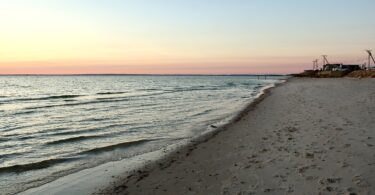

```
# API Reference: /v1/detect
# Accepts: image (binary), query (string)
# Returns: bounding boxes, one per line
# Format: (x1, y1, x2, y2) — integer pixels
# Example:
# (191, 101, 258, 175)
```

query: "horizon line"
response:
(0, 73, 288, 76)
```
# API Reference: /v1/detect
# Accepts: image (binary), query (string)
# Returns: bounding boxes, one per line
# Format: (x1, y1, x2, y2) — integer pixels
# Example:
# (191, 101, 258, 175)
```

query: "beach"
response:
(20, 77, 375, 195)
(94, 78, 375, 195)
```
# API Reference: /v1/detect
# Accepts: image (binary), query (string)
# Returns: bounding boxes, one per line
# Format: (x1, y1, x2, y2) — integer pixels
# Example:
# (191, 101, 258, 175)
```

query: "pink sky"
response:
(1, 1, 373, 75)
(0, 61, 304, 75)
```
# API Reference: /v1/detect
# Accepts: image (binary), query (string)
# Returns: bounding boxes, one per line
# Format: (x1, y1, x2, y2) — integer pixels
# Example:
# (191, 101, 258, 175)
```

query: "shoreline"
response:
(19, 79, 285, 195)
(99, 77, 374, 194)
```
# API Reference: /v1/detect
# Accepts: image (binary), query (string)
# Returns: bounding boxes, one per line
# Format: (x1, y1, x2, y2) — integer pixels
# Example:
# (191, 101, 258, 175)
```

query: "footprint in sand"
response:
(335, 127, 344, 131)
(304, 152, 314, 159)
(318, 177, 342, 193)
(285, 126, 298, 133)
(351, 175, 369, 187)
(343, 144, 351, 148)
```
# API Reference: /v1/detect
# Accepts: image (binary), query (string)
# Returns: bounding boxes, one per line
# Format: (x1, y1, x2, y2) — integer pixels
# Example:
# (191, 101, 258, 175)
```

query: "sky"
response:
(1, 0, 375, 74)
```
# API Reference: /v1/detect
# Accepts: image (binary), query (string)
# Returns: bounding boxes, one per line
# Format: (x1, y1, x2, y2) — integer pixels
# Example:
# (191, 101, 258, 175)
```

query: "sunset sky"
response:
(1, 0, 375, 74)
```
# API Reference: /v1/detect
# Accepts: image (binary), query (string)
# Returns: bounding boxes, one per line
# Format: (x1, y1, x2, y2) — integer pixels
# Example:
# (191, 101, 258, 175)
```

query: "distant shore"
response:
(21, 78, 375, 195)
(294, 69, 375, 78)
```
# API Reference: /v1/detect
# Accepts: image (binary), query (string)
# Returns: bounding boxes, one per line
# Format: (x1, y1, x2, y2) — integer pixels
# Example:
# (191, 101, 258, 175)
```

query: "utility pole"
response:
(365, 50, 375, 70)
(322, 55, 329, 65)
(312, 59, 319, 70)
(312, 60, 315, 70)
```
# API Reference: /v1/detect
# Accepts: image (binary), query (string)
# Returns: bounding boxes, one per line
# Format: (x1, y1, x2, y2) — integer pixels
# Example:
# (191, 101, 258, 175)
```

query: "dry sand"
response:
(96, 78, 375, 195)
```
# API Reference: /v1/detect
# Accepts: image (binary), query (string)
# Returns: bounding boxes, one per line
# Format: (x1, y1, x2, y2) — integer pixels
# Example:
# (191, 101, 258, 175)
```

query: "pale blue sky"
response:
(1, 0, 375, 74)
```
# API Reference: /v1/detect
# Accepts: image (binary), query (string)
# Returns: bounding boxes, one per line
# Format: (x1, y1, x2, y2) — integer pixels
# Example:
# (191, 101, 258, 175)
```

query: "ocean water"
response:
(0, 75, 284, 194)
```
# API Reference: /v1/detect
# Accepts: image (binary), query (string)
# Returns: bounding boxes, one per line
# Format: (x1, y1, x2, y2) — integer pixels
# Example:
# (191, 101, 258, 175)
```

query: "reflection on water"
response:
(0, 75, 284, 194)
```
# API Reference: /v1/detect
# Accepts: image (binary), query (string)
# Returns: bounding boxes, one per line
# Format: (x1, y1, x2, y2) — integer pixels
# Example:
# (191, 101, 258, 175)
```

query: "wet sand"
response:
(97, 78, 375, 195)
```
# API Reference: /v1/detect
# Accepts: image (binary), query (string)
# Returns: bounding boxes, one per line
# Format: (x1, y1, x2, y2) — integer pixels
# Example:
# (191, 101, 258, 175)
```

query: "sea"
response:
(0, 75, 285, 194)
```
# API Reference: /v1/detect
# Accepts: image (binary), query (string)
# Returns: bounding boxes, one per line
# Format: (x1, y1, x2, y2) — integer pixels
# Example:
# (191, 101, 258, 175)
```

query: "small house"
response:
(323, 64, 341, 71)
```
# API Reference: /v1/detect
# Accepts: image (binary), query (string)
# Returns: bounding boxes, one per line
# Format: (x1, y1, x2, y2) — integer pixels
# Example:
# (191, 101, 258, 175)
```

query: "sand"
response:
(95, 78, 375, 195)
(21, 78, 375, 195)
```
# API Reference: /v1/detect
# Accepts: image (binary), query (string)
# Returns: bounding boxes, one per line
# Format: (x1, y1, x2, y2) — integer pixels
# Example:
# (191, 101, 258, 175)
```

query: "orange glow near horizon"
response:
(0, 61, 303, 75)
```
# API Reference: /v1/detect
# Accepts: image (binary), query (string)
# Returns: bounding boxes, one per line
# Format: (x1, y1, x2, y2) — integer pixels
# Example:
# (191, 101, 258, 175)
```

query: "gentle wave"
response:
(0, 95, 83, 103)
(2, 127, 69, 140)
(191, 109, 214, 117)
(0, 139, 156, 174)
(140, 88, 160, 91)
(0, 157, 79, 174)
(96, 92, 127, 95)
(23, 92, 168, 110)
(76, 139, 155, 155)
(95, 96, 129, 101)
(166, 86, 221, 93)
(44, 134, 109, 146)
(1, 125, 34, 133)
(9, 89, 215, 112)
(225, 82, 236, 87)
(23, 98, 129, 110)
(78, 117, 114, 122)
(33, 95, 82, 100)
(13, 110, 37, 116)
(48, 124, 130, 137)
(0, 152, 24, 160)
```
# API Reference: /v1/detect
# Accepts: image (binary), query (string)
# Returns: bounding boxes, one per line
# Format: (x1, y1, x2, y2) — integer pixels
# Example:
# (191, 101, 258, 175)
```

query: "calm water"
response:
(0, 75, 284, 194)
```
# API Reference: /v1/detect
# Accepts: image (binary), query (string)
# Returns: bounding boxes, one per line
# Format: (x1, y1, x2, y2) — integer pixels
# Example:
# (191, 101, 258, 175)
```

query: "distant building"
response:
(323, 64, 361, 71)
(323, 64, 341, 71)
(338, 64, 361, 71)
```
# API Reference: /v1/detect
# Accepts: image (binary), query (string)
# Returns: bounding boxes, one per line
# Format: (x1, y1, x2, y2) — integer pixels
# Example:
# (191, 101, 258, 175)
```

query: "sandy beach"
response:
(20, 78, 374, 195)
(93, 78, 375, 195)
